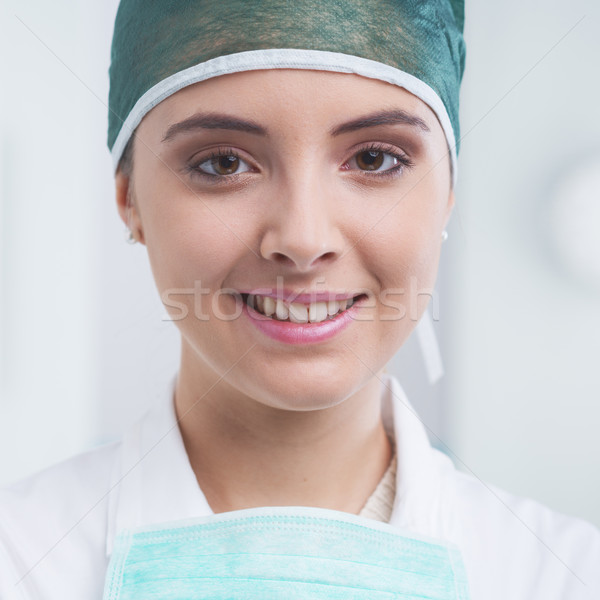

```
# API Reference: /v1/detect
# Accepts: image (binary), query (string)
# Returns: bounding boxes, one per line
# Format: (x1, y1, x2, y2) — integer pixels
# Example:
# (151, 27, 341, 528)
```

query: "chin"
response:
(241, 360, 372, 412)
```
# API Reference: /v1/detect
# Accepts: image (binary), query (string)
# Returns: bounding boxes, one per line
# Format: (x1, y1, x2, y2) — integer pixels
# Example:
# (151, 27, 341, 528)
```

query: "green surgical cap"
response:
(108, 0, 466, 185)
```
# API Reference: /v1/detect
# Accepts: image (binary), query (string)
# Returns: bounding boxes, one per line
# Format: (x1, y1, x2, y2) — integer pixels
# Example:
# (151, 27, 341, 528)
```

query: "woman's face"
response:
(118, 69, 453, 411)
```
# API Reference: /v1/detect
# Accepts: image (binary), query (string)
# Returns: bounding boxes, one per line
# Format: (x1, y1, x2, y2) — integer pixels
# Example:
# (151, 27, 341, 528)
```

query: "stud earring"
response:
(125, 228, 137, 244)
(124, 199, 138, 244)
(441, 230, 448, 242)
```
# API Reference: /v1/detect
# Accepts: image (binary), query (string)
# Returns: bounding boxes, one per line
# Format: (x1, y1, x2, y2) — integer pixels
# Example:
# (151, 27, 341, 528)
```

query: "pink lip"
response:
(242, 299, 360, 345)
(238, 288, 358, 304)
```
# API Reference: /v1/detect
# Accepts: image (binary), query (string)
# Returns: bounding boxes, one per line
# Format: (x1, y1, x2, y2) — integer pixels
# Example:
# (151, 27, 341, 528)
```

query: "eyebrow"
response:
(330, 110, 430, 136)
(162, 113, 267, 142)
(162, 108, 430, 143)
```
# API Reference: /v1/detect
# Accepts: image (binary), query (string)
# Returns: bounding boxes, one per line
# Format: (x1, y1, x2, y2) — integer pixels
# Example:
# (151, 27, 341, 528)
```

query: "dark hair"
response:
(118, 135, 135, 176)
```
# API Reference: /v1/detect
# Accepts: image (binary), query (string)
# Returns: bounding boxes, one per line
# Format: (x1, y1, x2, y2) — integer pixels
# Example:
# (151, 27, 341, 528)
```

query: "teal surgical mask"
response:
(103, 506, 470, 599)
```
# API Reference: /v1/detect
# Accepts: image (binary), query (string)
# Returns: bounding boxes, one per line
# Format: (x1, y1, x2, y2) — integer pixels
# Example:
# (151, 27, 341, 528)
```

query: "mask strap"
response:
(416, 308, 444, 385)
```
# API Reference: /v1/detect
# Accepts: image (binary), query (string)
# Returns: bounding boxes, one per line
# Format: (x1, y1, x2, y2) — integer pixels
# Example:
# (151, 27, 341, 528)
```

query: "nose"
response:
(259, 176, 345, 272)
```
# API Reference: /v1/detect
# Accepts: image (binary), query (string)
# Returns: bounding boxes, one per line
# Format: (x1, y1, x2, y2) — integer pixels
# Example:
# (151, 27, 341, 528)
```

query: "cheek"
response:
(371, 205, 444, 286)
(372, 236, 440, 333)
(135, 190, 251, 300)
(363, 187, 447, 327)
(376, 225, 439, 275)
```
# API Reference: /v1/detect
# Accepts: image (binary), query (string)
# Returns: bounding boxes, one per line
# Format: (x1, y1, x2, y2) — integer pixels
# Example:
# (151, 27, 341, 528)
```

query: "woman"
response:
(1, 1, 598, 599)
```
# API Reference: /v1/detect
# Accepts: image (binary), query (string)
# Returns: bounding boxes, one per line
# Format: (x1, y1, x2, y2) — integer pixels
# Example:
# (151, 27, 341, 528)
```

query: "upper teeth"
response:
(251, 295, 351, 323)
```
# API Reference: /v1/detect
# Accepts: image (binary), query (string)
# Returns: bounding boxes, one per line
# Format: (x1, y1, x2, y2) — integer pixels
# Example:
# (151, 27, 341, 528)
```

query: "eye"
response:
(194, 152, 252, 176)
(354, 150, 398, 171)
(343, 144, 412, 176)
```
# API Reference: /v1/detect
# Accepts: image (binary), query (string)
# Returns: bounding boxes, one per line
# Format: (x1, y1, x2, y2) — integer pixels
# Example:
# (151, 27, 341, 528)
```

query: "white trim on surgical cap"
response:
(111, 48, 458, 186)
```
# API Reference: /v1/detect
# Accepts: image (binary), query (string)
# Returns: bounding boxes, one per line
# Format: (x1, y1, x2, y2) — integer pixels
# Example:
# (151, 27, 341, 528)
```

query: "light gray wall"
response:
(445, 0, 600, 526)
(0, 0, 178, 484)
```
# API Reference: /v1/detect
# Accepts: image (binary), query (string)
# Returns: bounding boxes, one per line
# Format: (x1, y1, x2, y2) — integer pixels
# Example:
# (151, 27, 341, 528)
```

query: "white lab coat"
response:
(1, 375, 598, 599)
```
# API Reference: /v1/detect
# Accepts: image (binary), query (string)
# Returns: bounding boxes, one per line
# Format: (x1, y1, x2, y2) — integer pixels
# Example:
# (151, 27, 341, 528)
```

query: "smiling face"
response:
(116, 69, 454, 411)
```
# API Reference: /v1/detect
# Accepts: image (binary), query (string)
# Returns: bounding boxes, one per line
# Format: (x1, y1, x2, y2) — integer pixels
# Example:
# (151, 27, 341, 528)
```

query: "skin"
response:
(115, 69, 454, 514)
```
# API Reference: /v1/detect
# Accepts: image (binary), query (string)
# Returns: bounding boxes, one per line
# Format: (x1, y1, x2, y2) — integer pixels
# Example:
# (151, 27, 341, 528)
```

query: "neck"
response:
(175, 347, 392, 515)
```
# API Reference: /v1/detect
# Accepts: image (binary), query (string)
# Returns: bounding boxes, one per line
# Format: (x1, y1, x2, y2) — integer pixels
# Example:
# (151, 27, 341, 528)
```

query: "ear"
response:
(443, 188, 455, 229)
(115, 170, 146, 245)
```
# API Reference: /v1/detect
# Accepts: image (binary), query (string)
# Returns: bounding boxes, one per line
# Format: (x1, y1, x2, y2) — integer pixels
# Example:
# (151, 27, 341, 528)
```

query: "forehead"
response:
(138, 69, 442, 140)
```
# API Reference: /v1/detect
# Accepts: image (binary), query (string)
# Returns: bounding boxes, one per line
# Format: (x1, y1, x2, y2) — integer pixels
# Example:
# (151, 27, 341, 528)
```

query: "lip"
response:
(242, 295, 364, 345)
(238, 288, 359, 304)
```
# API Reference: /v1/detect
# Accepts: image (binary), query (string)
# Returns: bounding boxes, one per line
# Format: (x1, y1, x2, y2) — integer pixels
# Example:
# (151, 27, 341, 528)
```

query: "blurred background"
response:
(1, 0, 599, 526)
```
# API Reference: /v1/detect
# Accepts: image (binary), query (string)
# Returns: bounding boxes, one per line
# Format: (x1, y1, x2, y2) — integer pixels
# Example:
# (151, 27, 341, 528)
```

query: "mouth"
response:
(240, 293, 367, 324)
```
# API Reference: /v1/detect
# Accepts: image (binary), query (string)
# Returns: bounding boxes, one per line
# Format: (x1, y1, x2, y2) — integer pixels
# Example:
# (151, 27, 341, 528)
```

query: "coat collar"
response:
(105, 375, 211, 556)
(106, 374, 459, 557)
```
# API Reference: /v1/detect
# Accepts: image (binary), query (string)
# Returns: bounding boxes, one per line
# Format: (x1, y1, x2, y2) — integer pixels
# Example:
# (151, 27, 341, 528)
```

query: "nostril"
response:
(270, 252, 294, 264)
(319, 251, 338, 263)
(269, 250, 338, 269)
